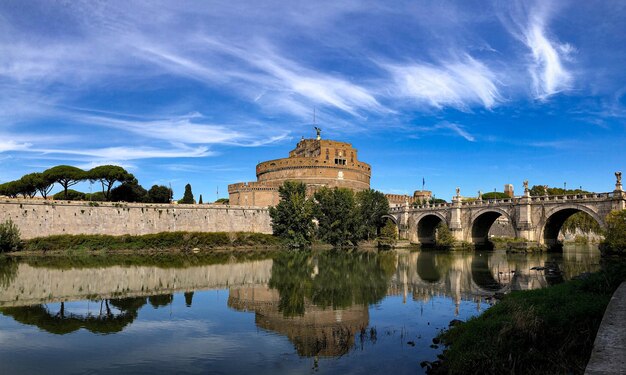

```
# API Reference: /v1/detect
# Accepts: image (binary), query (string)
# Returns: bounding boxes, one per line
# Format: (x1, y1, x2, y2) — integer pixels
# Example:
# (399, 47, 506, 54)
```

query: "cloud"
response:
(410, 121, 476, 142)
(0, 140, 31, 153)
(34, 145, 213, 161)
(383, 55, 501, 110)
(501, 2, 573, 99)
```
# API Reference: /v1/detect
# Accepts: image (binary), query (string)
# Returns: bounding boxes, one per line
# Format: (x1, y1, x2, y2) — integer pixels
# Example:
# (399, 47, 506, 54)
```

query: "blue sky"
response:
(1, 0, 625, 201)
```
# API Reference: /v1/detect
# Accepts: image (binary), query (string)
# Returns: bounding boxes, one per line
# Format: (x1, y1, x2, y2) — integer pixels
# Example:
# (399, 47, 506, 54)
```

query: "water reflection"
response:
(0, 246, 601, 371)
(0, 297, 146, 335)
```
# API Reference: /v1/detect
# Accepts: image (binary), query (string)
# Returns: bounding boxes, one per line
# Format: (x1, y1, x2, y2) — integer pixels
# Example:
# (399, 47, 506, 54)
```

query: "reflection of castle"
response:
(228, 130, 371, 207)
(228, 286, 369, 357)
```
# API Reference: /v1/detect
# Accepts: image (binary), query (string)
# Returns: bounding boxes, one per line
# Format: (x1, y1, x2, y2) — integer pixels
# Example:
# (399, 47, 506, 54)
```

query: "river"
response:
(0, 245, 601, 374)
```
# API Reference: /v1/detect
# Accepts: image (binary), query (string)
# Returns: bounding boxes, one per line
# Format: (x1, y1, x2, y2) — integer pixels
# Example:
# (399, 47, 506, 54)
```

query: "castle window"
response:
(334, 158, 346, 165)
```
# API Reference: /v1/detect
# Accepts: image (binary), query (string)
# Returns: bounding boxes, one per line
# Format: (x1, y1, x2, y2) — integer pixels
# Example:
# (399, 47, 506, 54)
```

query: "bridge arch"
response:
(415, 212, 447, 246)
(539, 204, 604, 247)
(381, 214, 398, 226)
(470, 208, 517, 246)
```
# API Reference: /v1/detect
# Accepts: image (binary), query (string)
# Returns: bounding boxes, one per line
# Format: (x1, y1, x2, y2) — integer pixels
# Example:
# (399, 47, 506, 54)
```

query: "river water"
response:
(0, 246, 600, 374)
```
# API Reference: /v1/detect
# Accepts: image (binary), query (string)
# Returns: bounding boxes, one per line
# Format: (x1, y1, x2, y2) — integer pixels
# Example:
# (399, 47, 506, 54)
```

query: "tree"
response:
(43, 165, 86, 200)
(601, 210, 626, 254)
(85, 191, 106, 201)
(482, 192, 510, 200)
(314, 187, 359, 247)
(147, 185, 173, 203)
(110, 178, 148, 202)
(178, 183, 195, 204)
(529, 185, 591, 196)
(198, 194, 203, 204)
(436, 221, 455, 248)
(0, 219, 21, 253)
(27, 172, 55, 199)
(355, 189, 390, 241)
(88, 165, 134, 201)
(268, 181, 316, 247)
(16, 174, 39, 198)
(378, 219, 398, 248)
(0, 182, 20, 198)
(53, 189, 86, 201)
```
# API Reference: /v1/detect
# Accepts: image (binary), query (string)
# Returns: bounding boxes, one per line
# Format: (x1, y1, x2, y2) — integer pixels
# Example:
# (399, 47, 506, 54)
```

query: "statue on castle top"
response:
(616, 171, 622, 185)
(456, 187, 460, 196)
(314, 127, 322, 140)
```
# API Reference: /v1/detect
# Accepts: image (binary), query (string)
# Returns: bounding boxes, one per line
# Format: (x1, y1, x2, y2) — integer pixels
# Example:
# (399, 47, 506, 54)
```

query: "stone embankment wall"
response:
(0, 199, 272, 239)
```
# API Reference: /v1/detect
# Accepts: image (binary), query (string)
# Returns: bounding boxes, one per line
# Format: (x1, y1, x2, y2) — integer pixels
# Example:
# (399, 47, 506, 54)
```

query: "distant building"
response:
(228, 130, 371, 206)
(504, 184, 514, 198)
(385, 190, 433, 207)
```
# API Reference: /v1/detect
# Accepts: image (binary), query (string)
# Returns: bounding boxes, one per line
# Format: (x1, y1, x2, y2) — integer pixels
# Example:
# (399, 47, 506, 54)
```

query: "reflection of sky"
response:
(0, 247, 599, 374)
(0, 290, 488, 375)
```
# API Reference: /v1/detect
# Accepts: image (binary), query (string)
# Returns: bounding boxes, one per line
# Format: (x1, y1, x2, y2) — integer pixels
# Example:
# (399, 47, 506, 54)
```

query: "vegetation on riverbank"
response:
(0, 219, 21, 253)
(18, 231, 282, 253)
(429, 261, 626, 374)
(600, 209, 626, 255)
(269, 181, 390, 248)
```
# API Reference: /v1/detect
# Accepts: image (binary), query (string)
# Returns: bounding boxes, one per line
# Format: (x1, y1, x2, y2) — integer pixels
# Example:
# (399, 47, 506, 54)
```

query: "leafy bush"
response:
(53, 189, 86, 201)
(0, 219, 21, 252)
(435, 221, 455, 248)
(600, 209, 626, 254)
(378, 219, 398, 248)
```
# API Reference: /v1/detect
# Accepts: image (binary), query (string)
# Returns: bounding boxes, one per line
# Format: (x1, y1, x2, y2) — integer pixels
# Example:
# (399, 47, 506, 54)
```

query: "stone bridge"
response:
(384, 173, 625, 248)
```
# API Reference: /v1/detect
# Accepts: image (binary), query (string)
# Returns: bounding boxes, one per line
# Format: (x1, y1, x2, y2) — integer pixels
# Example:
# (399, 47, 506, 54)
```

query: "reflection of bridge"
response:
(388, 249, 600, 314)
(385, 174, 625, 247)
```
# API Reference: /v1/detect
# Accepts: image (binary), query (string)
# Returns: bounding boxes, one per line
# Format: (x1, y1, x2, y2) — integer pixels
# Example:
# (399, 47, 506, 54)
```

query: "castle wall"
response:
(229, 138, 372, 207)
(0, 199, 272, 239)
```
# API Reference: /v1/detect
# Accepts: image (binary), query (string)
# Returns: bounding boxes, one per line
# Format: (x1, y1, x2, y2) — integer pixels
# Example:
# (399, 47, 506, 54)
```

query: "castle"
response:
(228, 129, 371, 206)
(228, 128, 433, 207)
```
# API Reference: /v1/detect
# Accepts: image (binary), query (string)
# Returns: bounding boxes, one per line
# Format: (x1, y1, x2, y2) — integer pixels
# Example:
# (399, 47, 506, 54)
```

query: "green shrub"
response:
(435, 221, 455, 248)
(378, 219, 398, 248)
(0, 219, 21, 252)
(53, 189, 85, 201)
(600, 210, 626, 254)
(23, 231, 280, 252)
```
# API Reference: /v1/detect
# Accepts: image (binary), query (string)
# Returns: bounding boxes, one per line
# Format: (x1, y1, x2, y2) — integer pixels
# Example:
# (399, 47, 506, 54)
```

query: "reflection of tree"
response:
(416, 252, 442, 283)
(148, 294, 174, 308)
(0, 296, 147, 335)
(184, 292, 194, 307)
(268, 251, 395, 317)
(0, 258, 18, 288)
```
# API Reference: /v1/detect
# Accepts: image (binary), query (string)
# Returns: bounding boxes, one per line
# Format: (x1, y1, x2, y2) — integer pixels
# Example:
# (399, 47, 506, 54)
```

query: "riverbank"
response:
(427, 259, 626, 374)
(7, 231, 284, 255)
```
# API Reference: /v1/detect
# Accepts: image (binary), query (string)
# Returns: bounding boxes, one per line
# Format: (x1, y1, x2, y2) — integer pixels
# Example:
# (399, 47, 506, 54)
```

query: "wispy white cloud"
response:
(0, 140, 31, 153)
(34, 145, 212, 161)
(383, 55, 501, 110)
(410, 121, 476, 142)
(500, 2, 573, 99)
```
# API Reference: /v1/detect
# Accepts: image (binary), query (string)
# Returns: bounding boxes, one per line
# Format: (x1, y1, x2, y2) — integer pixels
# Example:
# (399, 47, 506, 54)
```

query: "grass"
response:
(431, 260, 626, 375)
(21, 231, 283, 253)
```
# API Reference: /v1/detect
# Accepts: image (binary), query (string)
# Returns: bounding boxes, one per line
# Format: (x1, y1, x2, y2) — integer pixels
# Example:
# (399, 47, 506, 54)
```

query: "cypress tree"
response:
(179, 183, 195, 204)
(198, 194, 203, 204)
